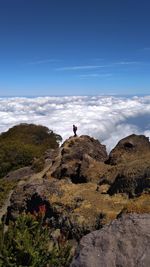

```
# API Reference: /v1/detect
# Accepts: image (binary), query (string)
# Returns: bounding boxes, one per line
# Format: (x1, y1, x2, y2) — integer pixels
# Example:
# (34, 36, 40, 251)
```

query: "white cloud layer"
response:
(0, 95, 150, 152)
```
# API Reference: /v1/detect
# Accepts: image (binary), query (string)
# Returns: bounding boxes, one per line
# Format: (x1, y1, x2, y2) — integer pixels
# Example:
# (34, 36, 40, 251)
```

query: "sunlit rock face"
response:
(51, 135, 108, 183)
(70, 213, 150, 267)
(107, 134, 150, 165)
(106, 134, 150, 197)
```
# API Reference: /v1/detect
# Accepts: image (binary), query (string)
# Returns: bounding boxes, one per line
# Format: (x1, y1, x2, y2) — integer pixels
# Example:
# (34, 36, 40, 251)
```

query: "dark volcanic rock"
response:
(107, 170, 150, 197)
(51, 135, 108, 183)
(70, 213, 150, 267)
(5, 178, 59, 223)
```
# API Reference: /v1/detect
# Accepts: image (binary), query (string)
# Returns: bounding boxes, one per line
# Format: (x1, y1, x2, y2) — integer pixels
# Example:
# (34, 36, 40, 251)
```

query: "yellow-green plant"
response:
(0, 213, 72, 267)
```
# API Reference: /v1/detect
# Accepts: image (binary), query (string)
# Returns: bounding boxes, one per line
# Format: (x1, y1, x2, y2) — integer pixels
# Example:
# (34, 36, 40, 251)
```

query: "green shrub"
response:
(0, 213, 72, 267)
(0, 124, 62, 178)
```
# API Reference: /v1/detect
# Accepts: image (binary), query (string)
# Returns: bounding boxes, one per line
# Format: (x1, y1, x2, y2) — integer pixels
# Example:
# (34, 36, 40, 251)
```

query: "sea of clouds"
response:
(0, 95, 150, 152)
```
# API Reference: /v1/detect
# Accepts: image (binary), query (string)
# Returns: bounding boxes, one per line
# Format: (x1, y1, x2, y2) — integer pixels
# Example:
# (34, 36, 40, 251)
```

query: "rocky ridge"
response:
(51, 135, 108, 183)
(1, 134, 149, 242)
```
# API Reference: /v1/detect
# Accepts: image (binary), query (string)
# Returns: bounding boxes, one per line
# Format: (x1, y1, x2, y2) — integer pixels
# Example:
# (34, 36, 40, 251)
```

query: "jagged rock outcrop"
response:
(70, 213, 150, 267)
(107, 134, 150, 165)
(107, 165, 150, 197)
(103, 134, 150, 197)
(51, 135, 108, 183)
(1, 136, 113, 239)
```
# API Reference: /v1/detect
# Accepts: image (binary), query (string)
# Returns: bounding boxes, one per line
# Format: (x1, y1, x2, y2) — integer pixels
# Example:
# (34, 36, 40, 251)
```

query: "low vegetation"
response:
(0, 212, 72, 267)
(0, 124, 62, 178)
(121, 193, 150, 214)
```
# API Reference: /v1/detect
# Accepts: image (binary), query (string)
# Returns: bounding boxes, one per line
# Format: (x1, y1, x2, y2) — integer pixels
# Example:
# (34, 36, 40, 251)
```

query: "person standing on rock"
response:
(73, 125, 77, 137)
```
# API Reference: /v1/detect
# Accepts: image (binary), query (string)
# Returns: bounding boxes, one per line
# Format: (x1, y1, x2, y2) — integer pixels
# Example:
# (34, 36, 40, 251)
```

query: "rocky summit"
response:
(0, 130, 150, 266)
(51, 135, 108, 183)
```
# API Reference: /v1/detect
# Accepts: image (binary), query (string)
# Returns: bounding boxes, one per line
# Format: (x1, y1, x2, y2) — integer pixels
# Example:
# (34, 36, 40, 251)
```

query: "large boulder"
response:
(51, 135, 108, 183)
(107, 134, 150, 165)
(107, 163, 150, 197)
(70, 213, 150, 267)
(103, 134, 150, 197)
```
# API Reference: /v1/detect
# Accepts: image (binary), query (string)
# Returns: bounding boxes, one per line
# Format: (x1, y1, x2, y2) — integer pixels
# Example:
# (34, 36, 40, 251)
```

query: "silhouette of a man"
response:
(73, 125, 77, 137)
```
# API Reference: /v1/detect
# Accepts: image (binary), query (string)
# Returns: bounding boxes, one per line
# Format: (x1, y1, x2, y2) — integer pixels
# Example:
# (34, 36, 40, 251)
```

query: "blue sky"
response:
(0, 0, 150, 96)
